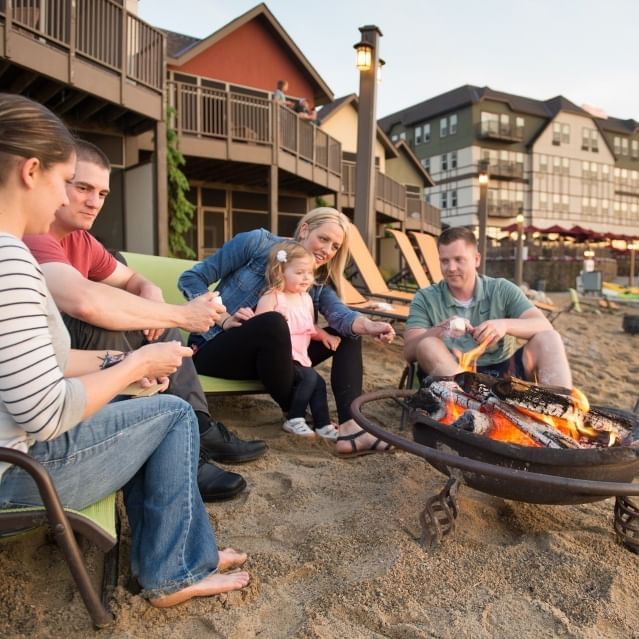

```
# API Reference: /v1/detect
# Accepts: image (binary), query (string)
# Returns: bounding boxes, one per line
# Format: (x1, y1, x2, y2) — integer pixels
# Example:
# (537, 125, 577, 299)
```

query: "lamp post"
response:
(477, 159, 489, 275)
(629, 243, 639, 289)
(515, 213, 525, 286)
(353, 25, 382, 258)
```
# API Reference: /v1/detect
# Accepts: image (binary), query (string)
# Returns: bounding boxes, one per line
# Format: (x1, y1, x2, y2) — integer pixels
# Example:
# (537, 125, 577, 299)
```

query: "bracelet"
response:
(99, 351, 130, 369)
(221, 315, 232, 330)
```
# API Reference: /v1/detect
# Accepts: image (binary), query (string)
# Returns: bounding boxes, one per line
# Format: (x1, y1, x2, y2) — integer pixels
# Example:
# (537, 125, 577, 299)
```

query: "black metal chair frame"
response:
(0, 447, 117, 628)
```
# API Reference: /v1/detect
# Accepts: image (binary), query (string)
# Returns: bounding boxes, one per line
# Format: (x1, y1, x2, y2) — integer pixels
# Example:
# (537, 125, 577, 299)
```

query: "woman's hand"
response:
(129, 341, 193, 379)
(364, 319, 396, 344)
(222, 306, 255, 330)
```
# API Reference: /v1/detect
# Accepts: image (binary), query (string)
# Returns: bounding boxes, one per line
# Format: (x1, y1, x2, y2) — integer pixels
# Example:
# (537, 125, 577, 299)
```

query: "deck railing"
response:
(169, 80, 342, 176)
(1, 0, 164, 92)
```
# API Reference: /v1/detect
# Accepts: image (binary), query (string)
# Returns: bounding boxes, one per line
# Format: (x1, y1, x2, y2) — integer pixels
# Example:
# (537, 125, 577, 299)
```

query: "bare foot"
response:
(218, 547, 247, 572)
(334, 419, 393, 457)
(149, 569, 250, 608)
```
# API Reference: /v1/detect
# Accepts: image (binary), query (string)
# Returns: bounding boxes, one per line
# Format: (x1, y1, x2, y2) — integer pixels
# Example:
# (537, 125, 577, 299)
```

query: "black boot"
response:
(197, 452, 246, 502)
(200, 419, 267, 464)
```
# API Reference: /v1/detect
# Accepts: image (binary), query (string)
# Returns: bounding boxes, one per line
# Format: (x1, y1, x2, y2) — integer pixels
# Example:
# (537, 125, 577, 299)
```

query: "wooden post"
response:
(154, 120, 169, 256)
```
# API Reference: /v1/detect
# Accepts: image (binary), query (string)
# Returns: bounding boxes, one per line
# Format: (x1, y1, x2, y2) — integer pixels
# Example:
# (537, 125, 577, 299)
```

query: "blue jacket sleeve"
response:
(314, 282, 361, 338)
(178, 229, 270, 300)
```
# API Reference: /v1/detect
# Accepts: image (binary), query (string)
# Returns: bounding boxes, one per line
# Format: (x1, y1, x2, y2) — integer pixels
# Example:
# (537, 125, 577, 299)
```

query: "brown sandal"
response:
(333, 428, 394, 458)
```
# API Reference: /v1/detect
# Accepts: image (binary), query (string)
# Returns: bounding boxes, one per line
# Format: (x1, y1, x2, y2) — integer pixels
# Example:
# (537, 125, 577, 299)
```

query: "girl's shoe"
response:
(315, 424, 339, 441)
(282, 417, 316, 438)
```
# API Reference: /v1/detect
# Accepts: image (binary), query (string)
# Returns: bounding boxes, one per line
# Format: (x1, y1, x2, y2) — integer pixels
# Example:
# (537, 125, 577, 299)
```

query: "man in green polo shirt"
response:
(404, 227, 572, 387)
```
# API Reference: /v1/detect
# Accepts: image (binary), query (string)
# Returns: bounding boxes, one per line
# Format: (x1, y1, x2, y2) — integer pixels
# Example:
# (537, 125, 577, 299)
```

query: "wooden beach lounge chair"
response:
(409, 231, 444, 284)
(347, 226, 415, 303)
(339, 275, 410, 322)
(0, 447, 117, 628)
(386, 229, 432, 289)
(121, 252, 265, 396)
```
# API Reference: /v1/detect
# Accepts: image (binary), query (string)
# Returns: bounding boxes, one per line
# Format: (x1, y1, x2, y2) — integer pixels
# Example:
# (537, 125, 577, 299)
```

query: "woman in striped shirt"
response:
(0, 93, 249, 607)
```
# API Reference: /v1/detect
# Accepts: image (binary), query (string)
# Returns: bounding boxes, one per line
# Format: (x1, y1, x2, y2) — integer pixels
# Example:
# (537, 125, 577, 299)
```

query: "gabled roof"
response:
(378, 84, 592, 132)
(596, 115, 639, 135)
(317, 94, 398, 158)
(166, 3, 333, 103)
(392, 140, 435, 186)
(163, 29, 200, 58)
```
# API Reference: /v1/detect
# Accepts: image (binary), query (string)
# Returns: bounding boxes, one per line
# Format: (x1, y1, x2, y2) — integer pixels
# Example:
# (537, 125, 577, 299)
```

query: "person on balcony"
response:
(24, 140, 267, 503)
(0, 93, 250, 608)
(273, 80, 295, 108)
(294, 97, 318, 123)
(179, 207, 396, 457)
(404, 226, 572, 388)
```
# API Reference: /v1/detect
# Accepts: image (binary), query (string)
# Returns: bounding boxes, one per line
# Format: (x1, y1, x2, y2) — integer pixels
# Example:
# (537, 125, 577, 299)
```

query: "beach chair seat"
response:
(346, 226, 415, 303)
(0, 447, 117, 628)
(339, 276, 410, 323)
(121, 252, 265, 396)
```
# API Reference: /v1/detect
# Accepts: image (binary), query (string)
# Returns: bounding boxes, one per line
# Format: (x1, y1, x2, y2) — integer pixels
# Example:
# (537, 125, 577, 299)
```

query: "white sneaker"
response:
(282, 417, 316, 438)
(315, 424, 339, 441)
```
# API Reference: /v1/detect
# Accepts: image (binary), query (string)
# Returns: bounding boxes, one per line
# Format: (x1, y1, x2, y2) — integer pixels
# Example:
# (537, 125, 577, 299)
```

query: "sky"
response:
(138, 0, 639, 122)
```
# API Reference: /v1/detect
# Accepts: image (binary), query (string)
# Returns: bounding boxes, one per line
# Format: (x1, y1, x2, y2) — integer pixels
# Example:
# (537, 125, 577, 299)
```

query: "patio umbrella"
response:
(540, 224, 569, 235)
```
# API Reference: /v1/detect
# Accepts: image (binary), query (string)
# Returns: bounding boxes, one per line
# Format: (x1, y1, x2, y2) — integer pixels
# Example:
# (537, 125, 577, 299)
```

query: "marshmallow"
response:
(450, 317, 466, 334)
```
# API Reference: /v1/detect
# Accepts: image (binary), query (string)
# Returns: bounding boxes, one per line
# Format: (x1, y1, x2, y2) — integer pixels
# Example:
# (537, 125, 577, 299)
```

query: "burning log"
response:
(450, 410, 492, 435)
(429, 380, 581, 449)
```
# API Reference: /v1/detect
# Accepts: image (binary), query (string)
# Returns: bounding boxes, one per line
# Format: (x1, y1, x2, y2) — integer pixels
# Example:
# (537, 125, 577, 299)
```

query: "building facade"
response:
(379, 85, 639, 238)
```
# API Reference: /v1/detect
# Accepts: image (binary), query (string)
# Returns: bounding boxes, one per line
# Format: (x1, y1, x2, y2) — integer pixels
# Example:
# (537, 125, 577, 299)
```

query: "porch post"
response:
(269, 164, 278, 235)
(154, 120, 169, 256)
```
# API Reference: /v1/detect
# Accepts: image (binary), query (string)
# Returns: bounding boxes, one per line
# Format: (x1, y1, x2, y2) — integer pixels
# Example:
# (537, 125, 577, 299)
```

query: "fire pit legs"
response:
(419, 476, 460, 548)
(614, 496, 639, 555)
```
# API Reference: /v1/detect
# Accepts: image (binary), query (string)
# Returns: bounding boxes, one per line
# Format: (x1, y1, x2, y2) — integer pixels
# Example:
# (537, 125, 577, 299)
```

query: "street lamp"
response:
(515, 213, 525, 286)
(477, 159, 489, 275)
(353, 25, 382, 257)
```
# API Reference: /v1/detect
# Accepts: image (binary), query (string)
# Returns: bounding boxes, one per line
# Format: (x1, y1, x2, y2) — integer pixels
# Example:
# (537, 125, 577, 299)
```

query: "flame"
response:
(440, 400, 466, 425)
(489, 412, 540, 447)
(458, 339, 491, 373)
(571, 387, 590, 413)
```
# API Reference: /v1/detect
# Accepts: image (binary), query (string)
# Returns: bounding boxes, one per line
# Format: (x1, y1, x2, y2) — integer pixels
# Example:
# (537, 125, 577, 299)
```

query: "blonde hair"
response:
(265, 240, 315, 292)
(0, 93, 75, 186)
(293, 207, 351, 298)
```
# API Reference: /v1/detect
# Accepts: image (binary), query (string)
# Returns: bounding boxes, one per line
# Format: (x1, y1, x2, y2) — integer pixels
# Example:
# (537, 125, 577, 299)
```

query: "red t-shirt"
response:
(24, 231, 117, 281)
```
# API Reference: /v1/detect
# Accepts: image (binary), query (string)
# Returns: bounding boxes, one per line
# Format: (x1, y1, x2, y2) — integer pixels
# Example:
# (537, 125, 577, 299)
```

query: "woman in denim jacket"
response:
(178, 208, 395, 456)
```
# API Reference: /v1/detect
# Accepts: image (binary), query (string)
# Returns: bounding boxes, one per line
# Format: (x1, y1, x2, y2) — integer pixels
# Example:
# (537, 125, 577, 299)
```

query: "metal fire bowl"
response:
(351, 389, 639, 505)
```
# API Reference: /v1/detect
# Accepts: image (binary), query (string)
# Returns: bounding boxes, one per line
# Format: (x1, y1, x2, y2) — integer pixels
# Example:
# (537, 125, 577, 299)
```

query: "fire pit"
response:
(350, 376, 639, 553)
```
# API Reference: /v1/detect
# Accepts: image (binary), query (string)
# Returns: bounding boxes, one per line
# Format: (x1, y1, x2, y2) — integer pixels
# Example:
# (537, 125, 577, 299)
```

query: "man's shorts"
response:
(477, 346, 526, 380)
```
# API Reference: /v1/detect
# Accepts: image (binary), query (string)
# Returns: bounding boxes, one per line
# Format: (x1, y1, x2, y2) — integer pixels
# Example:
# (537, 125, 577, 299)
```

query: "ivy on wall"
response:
(167, 106, 195, 258)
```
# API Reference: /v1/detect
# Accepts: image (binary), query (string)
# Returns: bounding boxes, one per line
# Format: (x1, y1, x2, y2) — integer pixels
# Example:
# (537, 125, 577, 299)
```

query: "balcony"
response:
(0, 1, 164, 125)
(340, 161, 408, 222)
(487, 201, 523, 218)
(477, 121, 524, 143)
(169, 80, 341, 193)
(405, 196, 441, 235)
(487, 160, 524, 180)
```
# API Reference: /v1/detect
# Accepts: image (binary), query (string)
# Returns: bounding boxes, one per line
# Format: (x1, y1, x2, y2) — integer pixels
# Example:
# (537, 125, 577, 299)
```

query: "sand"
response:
(2, 300, 639, 638)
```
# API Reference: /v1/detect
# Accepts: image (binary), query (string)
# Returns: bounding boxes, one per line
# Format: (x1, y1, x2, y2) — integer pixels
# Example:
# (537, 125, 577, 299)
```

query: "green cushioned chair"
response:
(0, 447, 117, 628)
(121, 252, 265, 396)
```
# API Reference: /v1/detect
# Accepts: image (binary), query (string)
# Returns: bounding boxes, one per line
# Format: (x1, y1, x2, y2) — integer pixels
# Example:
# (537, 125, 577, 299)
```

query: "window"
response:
(449, 113, 458, 135)
(515, 116, 524, 136)
(539, 192, 547, 209)
(451, 190, 457, 207)
(424, 123, 431, 143)
(561, 124, 570, 144)
(481, 111, 498, 136)
(450, 151, 458, 169)
(400, 131, 406, 140)
(582, 127, 590, 151)
(622, 138, 629, 156)
(602, 163, 610, 177)
(552, 122, 561, 145)
(500, 113, 509, 135)
(391, 134, 398, 142)
(441, 153, 448, 171)
(441, 191, 447, 208)
(414, 126, 422, 145)
(421, 157, 430, 171)
(440, 118, 448, 138)
(614, 136, 621, 155)
(591, 130, 599, 152)
(552, 156, 561, 172)
(562, 157, 570, 175)
(539, 154, 548, 172)
(562, 194, 569, 211)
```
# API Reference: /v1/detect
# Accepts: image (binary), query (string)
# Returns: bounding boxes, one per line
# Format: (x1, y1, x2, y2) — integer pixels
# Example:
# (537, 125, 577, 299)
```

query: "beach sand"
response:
(2, 302, 639, 638)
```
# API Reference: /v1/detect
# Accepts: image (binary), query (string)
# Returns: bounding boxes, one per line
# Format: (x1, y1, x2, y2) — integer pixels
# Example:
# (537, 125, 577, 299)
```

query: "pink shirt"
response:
(274, 291, 316, 367)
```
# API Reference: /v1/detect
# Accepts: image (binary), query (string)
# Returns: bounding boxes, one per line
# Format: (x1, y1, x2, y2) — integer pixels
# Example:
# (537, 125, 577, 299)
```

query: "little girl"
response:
(255, 241, 341, 439)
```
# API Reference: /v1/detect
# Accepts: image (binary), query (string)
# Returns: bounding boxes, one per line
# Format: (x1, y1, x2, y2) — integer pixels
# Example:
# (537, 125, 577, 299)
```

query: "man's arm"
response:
(102, 262, 165, 302)
(471, 307, 552, 345)
(40, 261, 222, 333)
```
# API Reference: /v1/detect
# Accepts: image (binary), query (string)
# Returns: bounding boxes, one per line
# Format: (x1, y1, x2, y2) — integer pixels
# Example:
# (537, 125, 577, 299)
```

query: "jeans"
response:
(288, 364, 330, 427)
(0, 395, 219, 598)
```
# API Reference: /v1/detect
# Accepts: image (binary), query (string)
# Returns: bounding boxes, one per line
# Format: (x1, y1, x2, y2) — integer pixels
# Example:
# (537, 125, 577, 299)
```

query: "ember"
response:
(417, 372, 639, 450)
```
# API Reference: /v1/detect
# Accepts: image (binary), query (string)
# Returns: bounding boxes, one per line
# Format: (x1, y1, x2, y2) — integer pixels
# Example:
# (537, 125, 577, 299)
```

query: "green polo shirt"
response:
(406, 275, 533, 367)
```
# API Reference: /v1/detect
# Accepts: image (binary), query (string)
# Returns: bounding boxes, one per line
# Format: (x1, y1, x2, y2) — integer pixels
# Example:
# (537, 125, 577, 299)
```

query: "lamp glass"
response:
(478, 173, 489, 185)
(355, 45, 372, 71)
(516, 214, 524, 224)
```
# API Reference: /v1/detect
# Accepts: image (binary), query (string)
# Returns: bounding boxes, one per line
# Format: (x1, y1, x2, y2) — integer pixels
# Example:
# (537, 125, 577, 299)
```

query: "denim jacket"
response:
(178, 228, 361, 347)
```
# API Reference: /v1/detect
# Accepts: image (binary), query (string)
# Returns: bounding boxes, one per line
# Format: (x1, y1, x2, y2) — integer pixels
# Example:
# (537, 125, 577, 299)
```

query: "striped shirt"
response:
(0, 234, 86, 479)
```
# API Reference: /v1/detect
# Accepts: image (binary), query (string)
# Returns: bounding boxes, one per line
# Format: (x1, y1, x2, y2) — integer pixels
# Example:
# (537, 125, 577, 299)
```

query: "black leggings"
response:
(193, 312, 363, 423)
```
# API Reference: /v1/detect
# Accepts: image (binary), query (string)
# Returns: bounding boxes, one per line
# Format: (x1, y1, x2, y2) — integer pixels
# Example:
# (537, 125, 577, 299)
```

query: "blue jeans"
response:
(288, 364, 330, 427)
(0, 395, 219, 598)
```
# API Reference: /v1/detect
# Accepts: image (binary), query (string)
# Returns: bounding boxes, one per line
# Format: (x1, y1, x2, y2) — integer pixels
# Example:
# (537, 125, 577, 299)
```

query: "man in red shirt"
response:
(25, 140, 266, 501)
